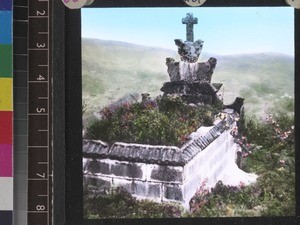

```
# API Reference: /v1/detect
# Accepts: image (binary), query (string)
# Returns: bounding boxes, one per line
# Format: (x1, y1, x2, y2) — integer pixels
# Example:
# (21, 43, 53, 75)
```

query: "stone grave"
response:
(83, 13, 257, 210)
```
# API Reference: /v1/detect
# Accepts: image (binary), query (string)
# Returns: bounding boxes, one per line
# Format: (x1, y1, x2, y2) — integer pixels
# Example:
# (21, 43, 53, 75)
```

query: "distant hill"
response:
(82, 38, 294, 122)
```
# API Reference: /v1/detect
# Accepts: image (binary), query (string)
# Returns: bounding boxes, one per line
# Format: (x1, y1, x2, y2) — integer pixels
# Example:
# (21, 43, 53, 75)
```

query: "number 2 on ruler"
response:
(36, 173, 46, 178)
(36, 10, 46, 16)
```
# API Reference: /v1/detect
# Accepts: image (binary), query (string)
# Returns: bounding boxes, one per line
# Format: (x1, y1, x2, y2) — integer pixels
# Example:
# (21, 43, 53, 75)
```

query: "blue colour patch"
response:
(0, 0, 12, 10)
(0, 11, 12, 44)
(0, 211, 12, 225)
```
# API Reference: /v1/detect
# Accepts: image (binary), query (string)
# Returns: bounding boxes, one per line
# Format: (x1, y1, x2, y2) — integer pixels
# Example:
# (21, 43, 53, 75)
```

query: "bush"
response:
(189, 181, 263, 217)
(188, 114, 295, 217)
(83, 186, 184, 218)
(85, 96, 295, 217)
(85, 95, 218, 146)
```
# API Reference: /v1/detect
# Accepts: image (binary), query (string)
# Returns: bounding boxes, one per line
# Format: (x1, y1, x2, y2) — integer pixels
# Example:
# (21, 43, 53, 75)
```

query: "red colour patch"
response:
(0, 111, 12, 144)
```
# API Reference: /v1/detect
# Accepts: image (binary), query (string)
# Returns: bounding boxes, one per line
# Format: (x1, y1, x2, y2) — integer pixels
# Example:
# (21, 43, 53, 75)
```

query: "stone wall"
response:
(83, 110, 256, 209)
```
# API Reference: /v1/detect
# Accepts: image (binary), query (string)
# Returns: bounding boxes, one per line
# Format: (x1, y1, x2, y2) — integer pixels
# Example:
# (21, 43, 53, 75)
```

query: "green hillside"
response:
(82, 38, 294, 122)
(210, 53, 294, 119)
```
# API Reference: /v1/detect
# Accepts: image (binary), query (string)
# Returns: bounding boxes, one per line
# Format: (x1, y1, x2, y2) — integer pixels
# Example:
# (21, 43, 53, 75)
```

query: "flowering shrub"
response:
(188, 114, 295, 217)
(84, 112, 295, 218)
(231, 125, 258, 159)
(189, 178, 210, 213)
(265, 114, 294, 142)
(85, 95, 220, 146)
(83, 186, 184, 218)
(189, 180, 263, 217)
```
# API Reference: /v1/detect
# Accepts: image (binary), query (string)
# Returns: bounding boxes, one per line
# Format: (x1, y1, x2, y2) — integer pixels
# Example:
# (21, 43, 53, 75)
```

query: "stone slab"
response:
(150, 165, 183, 182)
(166, 57, 217, 83)
(111, 162, 143, 179)
(163, 184, 183, 201)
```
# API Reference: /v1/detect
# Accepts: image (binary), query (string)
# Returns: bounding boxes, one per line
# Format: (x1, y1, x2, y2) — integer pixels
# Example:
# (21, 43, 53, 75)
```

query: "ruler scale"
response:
(27, 0, 52, 225)
(13, 0, 28, 223)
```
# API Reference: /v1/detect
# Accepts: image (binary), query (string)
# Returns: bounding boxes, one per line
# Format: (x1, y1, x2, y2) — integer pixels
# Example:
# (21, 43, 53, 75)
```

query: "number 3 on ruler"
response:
(36, 43, 46, 48)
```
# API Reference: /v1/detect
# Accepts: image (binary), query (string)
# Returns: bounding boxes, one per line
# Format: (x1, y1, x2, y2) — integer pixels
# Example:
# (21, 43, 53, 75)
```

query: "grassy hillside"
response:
(82, 38, 177, 122)
(82, 38, 294, 122)
(210, 53, 294, 119)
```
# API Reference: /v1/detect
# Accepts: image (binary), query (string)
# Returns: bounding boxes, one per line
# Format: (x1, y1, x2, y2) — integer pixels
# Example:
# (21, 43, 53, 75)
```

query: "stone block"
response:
(160, 81, 220, 96)
(83, 159, 110, 175)
(150, 165, 183, 182)
(84, 159, 100, 174)
(147, 183, 161, 198)
(188, 82, 220, 94)
(83, 175, 112, 193)
(125, 182, 161, 199)
(166, 57, 217, 83)
(164, 184, 183, 201)
(181, 94, 213, 105)
(111, 162, 143, 179)
(98, 161, 110, 174)
(125, 181, 146, 196)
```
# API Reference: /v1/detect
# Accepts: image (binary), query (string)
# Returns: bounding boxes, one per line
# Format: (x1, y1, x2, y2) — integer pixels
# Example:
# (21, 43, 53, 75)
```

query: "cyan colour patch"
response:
(0, 11, 12, 44)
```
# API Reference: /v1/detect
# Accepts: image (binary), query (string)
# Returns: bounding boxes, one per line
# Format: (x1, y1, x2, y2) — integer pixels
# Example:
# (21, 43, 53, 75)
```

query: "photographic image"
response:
(81, 7, 295, 218)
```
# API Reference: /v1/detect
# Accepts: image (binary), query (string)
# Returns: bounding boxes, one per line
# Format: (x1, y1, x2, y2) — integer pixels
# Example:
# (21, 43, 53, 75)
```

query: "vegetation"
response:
(82, 38, 294, 123)
(188, 114, 295, 217)
(83, 39, 295, 218)
(82, 38, 177, 123)
(83, 186, 184, 219)
(84, 114, 295, 218)
(85, 95, 222, 147)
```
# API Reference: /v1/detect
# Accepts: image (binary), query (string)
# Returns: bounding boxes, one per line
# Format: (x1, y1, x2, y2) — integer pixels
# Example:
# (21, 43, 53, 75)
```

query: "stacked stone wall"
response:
(83, 112, 239, 208)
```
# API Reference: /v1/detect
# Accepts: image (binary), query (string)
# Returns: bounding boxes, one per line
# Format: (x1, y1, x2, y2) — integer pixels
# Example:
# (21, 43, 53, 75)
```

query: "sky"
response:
(82, 7, 294, 56)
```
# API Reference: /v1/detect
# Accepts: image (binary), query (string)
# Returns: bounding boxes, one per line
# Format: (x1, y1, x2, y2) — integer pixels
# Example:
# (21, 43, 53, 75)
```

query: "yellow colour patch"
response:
(0, 78, 13, 111)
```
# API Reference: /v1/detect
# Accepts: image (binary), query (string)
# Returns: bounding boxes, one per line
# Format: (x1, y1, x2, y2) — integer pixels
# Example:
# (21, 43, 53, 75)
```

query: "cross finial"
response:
(182, 13, 198, 42)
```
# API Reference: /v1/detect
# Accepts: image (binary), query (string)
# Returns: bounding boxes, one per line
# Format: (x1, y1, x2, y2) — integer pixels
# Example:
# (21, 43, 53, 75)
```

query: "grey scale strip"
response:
(83, 114, 235, 166)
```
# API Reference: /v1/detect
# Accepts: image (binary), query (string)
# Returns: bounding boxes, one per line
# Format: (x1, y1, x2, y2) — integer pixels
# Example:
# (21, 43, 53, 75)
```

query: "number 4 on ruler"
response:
(37, 75, 45, 81)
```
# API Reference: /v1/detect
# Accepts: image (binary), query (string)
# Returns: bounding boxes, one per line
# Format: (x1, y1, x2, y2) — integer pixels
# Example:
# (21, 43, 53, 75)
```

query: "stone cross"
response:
(182, 13, 198, 42)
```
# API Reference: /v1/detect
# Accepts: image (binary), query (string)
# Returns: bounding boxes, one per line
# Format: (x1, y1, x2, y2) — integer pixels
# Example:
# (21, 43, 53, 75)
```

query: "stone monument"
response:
(83, 13, 254, 211)
(161, 13, 222, 105)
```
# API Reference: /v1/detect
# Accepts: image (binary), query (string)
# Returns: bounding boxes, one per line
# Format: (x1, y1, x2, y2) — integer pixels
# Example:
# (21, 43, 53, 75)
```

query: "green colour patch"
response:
(0, 45, 12, 78)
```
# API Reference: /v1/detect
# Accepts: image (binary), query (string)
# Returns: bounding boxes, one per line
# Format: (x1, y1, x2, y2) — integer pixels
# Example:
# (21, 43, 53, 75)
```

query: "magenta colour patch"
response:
(0, 144, 12, 177)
